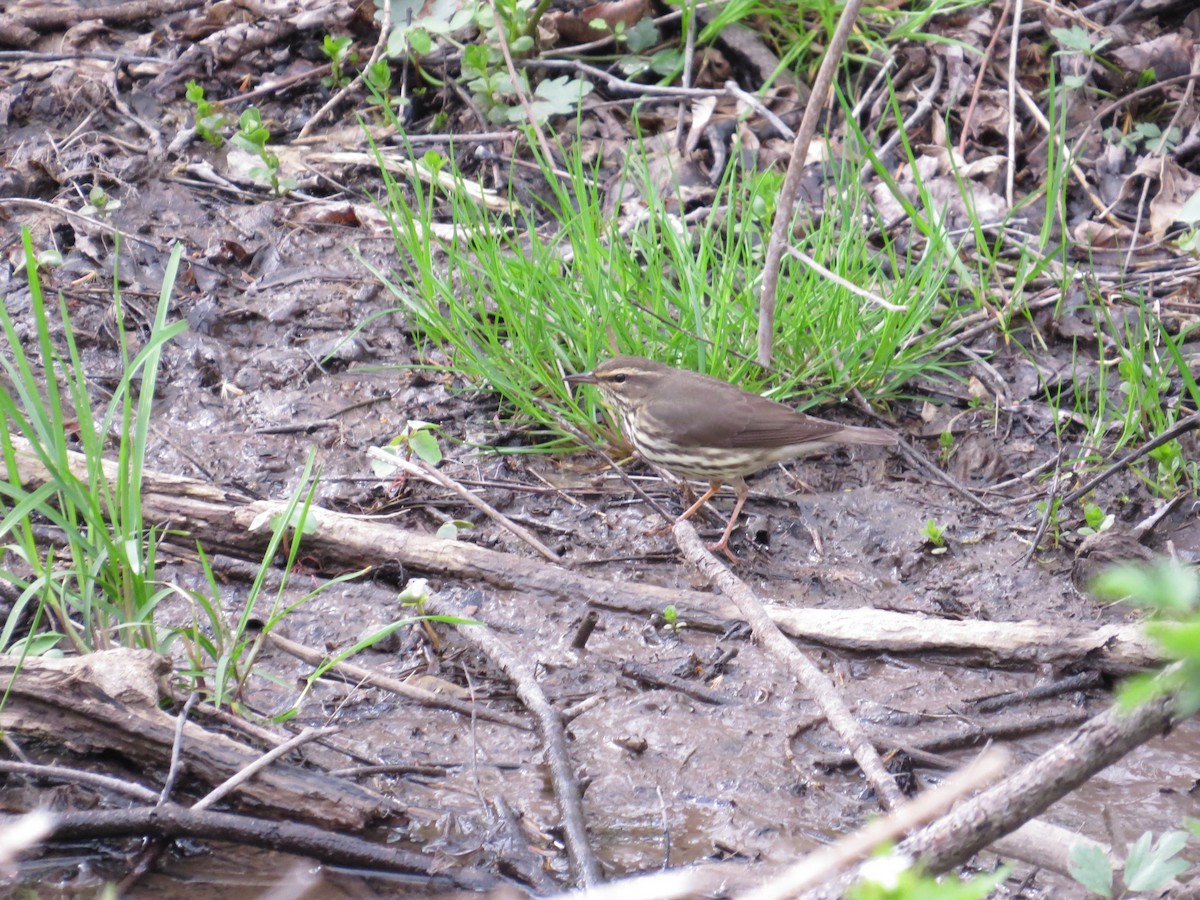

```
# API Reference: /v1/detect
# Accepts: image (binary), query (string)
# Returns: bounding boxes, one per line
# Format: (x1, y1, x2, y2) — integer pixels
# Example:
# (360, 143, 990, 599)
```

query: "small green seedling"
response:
(921, 519, 947, 553)
(322, 35, 357, 89)
(391, 419, 443, 465)
(937, 430, 954, 463)
(662, 604, 683, 633)
(231, 108, 295, 195)
(1035, 497, 1064, 549)
(1076, 501, 1114, 537)
(81, 185, 120, 218)
(185, 80, 225, 146)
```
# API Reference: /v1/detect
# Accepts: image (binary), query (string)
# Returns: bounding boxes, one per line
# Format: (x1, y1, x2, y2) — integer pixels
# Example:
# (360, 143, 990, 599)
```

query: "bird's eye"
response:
(613, 373, 627, 384)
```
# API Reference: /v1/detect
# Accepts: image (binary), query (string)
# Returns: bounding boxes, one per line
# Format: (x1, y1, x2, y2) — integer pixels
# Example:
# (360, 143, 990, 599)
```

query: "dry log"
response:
(0, 650, 390, 830)
(1, 435, 1159, 673)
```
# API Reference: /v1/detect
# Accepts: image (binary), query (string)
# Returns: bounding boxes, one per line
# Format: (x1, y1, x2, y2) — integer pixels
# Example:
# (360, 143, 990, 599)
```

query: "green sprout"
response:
(185, 80, 225, 146)
(322, 34, 357, 89)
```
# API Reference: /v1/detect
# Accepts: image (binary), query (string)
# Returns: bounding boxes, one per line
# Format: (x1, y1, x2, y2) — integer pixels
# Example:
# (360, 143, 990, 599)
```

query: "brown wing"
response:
(646, 369, 846, 449)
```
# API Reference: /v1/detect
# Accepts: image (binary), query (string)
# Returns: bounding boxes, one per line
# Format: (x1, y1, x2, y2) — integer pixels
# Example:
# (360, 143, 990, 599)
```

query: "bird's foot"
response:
(706, 537, 743, 565)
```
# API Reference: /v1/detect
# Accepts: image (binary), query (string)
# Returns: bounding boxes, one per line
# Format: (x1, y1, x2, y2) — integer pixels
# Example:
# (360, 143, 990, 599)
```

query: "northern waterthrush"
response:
(566, 355, 897, 558)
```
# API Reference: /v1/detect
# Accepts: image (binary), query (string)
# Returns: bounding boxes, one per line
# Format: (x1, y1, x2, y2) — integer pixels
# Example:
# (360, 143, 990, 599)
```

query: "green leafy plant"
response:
(185, 80, 225, 146)
(921, 519, 946, 550)
(384, 0, 592, 124)
(1035, 497, 1064, 549)
(1075, 501, 1114, 538)
(1092, 561, 1200, 716)
(363, 109, 962, 453)
(231, 108, 295, 196)
(1103, 122, 1181, 155)
(849, 854, 1010, 899)
(80, 185, 120, 218)
(322, 34, 358, 89)
(937, 430, 954, 463)
(395, 577, 481, 649)
(391, 419, 444, 465)
(1070, 830, 1191, 897)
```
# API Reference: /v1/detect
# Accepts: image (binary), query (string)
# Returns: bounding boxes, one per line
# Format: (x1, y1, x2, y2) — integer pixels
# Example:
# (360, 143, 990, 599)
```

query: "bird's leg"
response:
(708, 479, 749, 563)
(677, 481, 721, 523)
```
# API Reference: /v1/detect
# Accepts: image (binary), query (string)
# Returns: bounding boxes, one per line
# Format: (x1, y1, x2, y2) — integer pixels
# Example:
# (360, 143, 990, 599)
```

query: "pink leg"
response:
(709, 480, 749, 562)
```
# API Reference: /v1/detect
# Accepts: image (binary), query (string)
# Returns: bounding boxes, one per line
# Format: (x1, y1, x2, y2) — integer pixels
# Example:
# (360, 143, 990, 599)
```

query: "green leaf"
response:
(408, 27, 432, 55)
(408, 428, 442, 464)
(1145, 621, 1200, 661)
(1068, 842, 1113, 897)
(1051, 25, 1095, 53)
(1124, 830, 1191, 891)
(624, 17, 658, 52)
(462, 43, 490, 77)
(525, 76, 594, 122)
(435, 521, 459, 540)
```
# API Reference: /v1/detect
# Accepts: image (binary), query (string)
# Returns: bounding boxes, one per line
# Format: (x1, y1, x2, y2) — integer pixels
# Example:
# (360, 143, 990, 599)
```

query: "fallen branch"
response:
(39, 805, 497, 888)
(0, 650, 388, 830)
(811, 689, 1178, 897)
(426, 590, 603, 887)
(674, 521, 905, 810)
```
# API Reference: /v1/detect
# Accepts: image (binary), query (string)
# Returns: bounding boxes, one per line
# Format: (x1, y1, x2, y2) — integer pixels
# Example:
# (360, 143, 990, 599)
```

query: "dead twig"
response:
(1060, 412, 1200, 508)
(371, 448, 562, 562)
(758, 0, 867, 366)
(785, 246, 906, 311)
(673, 521, 906, 810)
(298, 0, 392, 140)
(43, 806, 497, 888)
(1005, 0, 1024, 208)
(265, 631, 533, 731)
(486, 0, 559, 179)
(426, 590, 603, 887)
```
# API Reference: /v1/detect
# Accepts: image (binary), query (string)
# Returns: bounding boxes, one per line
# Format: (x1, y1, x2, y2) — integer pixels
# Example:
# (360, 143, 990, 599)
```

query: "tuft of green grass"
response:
(0, 229, 186, 657)
(363, 113, 971, 452)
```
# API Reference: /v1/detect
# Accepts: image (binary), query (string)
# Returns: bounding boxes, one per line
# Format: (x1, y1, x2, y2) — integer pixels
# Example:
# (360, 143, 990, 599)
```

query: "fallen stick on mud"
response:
(808, 687, 1179, 898)
(41, 806, 498, 889)
(673, 520, 907, 811)
(266, 631, 533, 731)
(1, 435, 1160, 673)
(814, 709, 1092, 769)
(425, 589, 604, 888)
(0, 650, 392, 830)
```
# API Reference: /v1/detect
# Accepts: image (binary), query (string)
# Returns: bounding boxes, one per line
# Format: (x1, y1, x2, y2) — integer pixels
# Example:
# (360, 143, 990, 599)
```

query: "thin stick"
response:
(1005, 0, 1024, 207)
(1060, 412, 1200, 507)
(486, 0, 559, 178)
(673, 521, 906, 811)
(266, 631, 532, 730)
(372, 448, 561, 562)
(757, 0, 867, 366)
(427, 590, 603, 887)
(192, 726, 340, 811)
(785, 246, 906, 311)
(298, 1, 392, 140)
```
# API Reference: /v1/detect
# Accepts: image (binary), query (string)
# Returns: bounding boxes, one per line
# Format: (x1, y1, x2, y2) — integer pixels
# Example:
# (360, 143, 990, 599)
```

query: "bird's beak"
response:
(564, 371, 598, 386)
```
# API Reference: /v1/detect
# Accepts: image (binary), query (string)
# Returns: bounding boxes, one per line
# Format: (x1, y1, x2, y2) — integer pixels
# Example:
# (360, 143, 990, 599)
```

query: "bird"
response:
(565, 355, 897, 559)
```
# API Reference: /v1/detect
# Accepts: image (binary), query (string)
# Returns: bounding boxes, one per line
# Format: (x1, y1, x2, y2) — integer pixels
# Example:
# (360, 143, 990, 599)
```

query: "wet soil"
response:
(3, 6, 1200, 897)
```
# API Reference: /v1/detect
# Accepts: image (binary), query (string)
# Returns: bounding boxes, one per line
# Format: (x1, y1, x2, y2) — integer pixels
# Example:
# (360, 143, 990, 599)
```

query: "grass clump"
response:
(366, 126, 968, 451)
(0, 229, 185, 656)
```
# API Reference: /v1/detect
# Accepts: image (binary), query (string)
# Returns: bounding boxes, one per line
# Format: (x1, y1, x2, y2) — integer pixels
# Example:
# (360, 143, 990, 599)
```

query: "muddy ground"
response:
(3, 0, 1200, 897)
